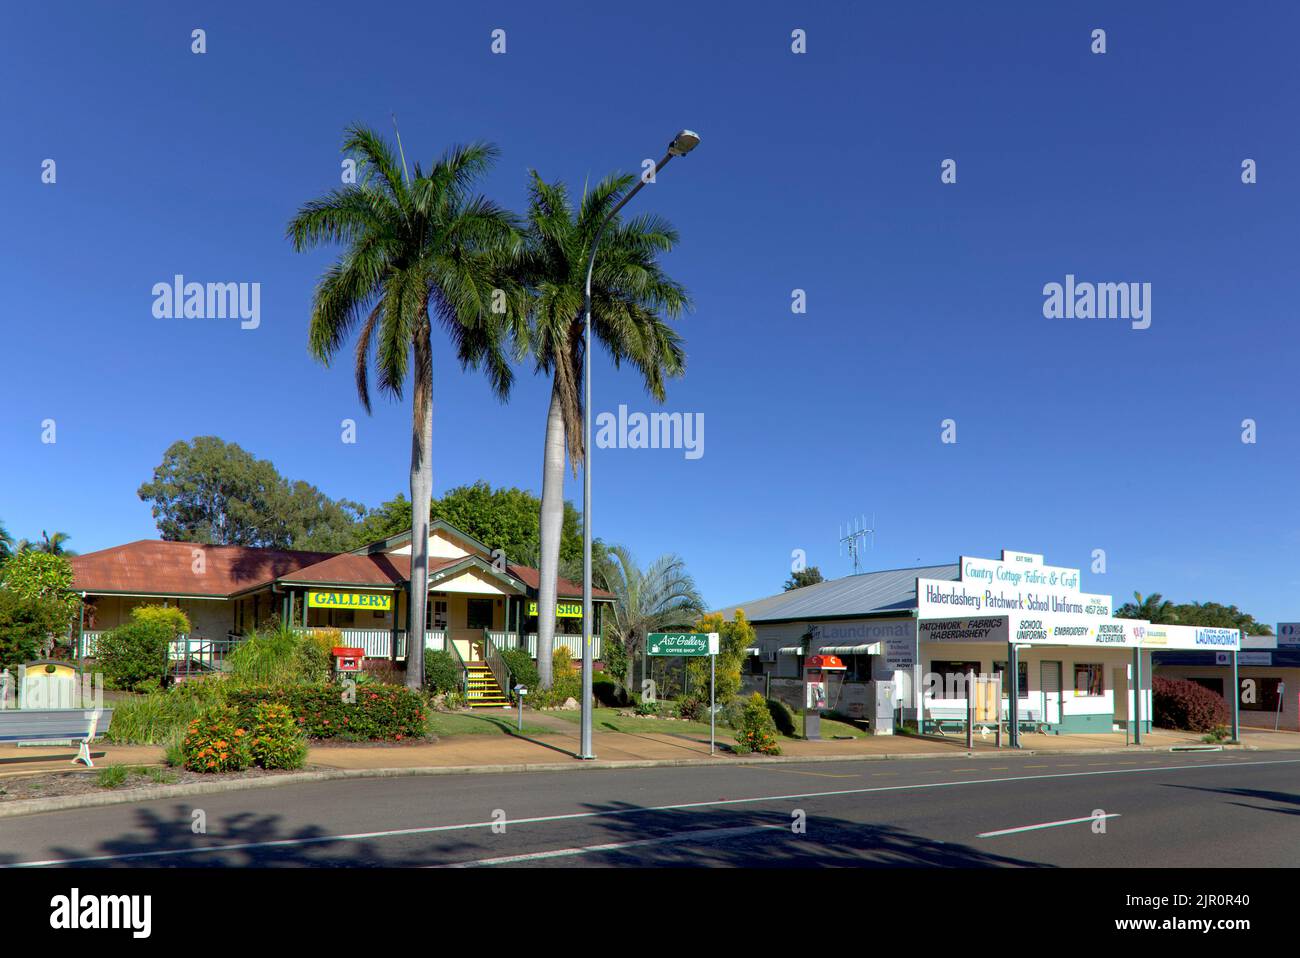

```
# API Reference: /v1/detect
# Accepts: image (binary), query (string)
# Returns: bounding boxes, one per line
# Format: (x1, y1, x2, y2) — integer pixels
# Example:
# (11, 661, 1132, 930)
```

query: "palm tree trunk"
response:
(535, 379, 567, 690)
(405, 331, 433, 690)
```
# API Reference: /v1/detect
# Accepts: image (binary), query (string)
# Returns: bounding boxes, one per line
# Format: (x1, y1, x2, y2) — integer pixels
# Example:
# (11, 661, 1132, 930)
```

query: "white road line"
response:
(8, 756, 1298, 868)
(440, 824, 782, 867)
(978, 814, 1120, 838)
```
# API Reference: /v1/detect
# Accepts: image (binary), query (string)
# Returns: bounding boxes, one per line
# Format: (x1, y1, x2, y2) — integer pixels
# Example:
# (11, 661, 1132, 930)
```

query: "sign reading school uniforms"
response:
(307, 591, 392, 611)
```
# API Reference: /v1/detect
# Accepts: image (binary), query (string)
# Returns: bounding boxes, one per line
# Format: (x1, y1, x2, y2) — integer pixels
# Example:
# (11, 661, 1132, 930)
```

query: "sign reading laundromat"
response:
(527, 601, 582, 618)
(307, 591, 391, 611)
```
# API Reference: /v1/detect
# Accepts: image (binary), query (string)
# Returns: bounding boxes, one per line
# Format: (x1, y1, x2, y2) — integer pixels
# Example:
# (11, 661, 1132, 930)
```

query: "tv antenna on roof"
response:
(838, 514, 875, 575)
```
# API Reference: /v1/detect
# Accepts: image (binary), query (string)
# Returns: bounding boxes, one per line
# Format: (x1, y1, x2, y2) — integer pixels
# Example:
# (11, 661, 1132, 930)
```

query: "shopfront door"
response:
(1041, 661, 1062, 725)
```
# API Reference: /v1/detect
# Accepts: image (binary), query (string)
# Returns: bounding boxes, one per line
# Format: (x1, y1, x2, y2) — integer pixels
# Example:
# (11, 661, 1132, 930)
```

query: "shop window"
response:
(1241, 677, 1282, 712)
(930, 661, 981, 699)
(467, 598, 494, 630)
(993, 661, 1029, 697)
(746, 655, 765, 676)
(1190, 677, 1224, 698)
(1074, 663, 1104, 696)
(844, 654, 872, 682)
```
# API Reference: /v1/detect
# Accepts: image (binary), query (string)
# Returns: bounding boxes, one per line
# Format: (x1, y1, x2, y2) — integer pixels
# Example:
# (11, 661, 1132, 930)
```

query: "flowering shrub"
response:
(182, 705, 251, 773)
(1153, 676, 1230, 732)
(249, 702, 308, 770)
(225, 682, 427, 741)
(733, 692, 782, 755)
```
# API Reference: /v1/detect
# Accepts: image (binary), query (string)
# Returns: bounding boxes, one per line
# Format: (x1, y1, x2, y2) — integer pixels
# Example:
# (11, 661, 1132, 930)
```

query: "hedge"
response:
(224, 683, 427, 741)
(1153, 676, 1230, 732)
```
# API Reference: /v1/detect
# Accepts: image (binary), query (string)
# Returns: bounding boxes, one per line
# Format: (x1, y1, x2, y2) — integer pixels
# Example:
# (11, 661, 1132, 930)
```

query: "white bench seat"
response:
(0, 709, 114, 767)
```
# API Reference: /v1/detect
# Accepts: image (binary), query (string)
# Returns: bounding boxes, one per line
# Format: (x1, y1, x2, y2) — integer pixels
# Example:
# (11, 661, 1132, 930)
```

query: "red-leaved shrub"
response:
(1153, 676, 1229, 732)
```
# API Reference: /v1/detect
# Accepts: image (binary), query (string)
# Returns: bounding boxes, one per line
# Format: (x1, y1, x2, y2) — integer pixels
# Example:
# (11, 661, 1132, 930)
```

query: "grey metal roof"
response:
(714, 563, 960, 623)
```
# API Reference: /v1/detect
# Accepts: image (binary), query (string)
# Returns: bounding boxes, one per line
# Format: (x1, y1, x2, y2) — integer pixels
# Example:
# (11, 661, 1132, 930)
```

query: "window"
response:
(930, 661, 981, 699)
(427, 600, 447, 631)
(1241, 677, 1282, 712)
(1190, 677, 1224, 697)
(845, 654, 872, 682)
(466, 598, 494, 630)
(746, 654, 765, 676)
(1074, 664, 1104, 696)
(993, 661, 1030, 697)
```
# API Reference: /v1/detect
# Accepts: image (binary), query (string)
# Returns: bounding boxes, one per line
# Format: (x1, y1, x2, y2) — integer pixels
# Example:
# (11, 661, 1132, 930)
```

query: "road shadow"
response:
(0, 798, 1049, 869)
(1162, 782, 1300, 818)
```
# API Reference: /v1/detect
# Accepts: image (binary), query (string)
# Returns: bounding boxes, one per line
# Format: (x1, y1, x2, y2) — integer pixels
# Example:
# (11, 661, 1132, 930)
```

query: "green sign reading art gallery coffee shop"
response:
(307, 591, 392, 611)
(647, 632, 711, 657)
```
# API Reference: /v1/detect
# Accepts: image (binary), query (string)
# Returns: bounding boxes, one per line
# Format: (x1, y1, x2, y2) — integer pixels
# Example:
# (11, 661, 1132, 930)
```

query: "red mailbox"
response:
(332, 646, 365, 674)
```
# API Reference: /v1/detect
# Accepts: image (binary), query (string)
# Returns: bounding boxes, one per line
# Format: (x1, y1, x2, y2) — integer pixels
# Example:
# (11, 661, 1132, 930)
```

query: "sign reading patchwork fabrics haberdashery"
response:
(918, 617, 1009, 643)
(307, 591, 392, 611)
(527, 601, 583, 618)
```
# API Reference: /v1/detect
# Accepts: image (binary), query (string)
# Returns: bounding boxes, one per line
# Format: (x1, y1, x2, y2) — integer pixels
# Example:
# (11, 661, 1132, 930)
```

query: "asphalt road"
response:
(3, 749, 1299, 868)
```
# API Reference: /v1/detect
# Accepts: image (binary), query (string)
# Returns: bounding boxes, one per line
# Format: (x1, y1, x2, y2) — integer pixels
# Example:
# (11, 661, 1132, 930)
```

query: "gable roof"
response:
(69, 540, 336, 598)
(351, 520, 493, 558)
(713, 563, 960, 623)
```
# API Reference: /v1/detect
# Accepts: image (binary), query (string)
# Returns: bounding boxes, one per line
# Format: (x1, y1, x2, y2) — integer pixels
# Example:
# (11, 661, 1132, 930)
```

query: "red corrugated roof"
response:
(69, 540, 336, 597)
(69, 539, 614, 601)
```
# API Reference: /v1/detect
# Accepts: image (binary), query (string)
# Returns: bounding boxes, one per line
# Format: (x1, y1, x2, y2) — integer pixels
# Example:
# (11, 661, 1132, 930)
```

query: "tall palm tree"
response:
(0, 520, 13, 561)
(518, 172, 689, 688)
(1132, 591, 1174, 624)
(36, 530, 74, 555)
(599, 546, 705, 697)
(288, 125, 521, 689)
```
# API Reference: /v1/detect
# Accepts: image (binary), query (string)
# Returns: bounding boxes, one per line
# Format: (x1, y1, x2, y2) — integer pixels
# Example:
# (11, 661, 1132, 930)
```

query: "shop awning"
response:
(777, 646, 802, 655)
(744, 647, 761, 656)
(818, 643, 883, 655)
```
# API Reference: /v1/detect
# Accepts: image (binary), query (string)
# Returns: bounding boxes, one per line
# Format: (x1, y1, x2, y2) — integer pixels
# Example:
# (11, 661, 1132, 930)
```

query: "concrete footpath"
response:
(2, 712, 1298, 781)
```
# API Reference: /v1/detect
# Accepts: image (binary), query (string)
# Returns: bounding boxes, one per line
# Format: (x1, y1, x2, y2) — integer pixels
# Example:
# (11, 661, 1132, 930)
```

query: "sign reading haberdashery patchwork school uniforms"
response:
(917, 550, 1112, 622)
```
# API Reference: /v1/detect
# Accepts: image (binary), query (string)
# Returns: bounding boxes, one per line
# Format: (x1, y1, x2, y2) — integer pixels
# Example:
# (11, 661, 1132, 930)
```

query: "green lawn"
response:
(426, 711, 551, 737)
(546, 706, 721, 738)
(794, 713, 868, 739)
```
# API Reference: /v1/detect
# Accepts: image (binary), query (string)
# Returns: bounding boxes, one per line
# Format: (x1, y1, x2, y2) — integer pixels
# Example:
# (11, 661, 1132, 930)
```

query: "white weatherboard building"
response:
(721, 549, 1242, 738)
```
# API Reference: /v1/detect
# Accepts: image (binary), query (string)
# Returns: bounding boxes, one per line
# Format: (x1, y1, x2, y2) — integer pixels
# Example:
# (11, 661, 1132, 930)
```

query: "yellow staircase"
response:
(466, 662, 510, 708)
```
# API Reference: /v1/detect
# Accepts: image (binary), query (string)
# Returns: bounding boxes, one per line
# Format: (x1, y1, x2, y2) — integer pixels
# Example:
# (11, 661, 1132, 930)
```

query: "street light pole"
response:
(579, 129, 700, 760)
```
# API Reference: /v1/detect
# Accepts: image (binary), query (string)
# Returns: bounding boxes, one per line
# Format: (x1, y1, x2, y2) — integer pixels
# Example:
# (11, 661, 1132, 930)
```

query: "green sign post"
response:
(647, 632, 719, 752)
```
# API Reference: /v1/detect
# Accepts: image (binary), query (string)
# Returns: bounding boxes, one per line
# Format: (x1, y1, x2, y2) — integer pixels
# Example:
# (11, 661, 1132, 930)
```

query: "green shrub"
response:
(183, 705, 252, 772)
(424, 650, 462, 695)
(105, 681, 226, 745)
(129, 604, 191, 637)
(224, 683, 427, 741)
(97, 620, 171, 692)
(733, 692, 781, 755)
(0, 589, 67, 668)
(634, 699, 661, 716)
(500, 647, 538, 694)
(593, 672, 627, 707)
(676, 695, 705, 722)
(228, 626, 325, 686)
(532, 647, 582, 709)
(765, 698, 797, 736)
(248, 702, 308, 770)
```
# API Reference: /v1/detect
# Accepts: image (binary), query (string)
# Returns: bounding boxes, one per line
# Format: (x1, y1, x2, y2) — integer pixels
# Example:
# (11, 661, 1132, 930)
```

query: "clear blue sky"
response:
(3, 2, 1298, 625)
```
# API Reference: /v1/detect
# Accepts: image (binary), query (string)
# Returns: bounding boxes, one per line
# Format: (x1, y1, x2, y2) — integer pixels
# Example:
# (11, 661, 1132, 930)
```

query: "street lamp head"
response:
(668, 129, 701, 156)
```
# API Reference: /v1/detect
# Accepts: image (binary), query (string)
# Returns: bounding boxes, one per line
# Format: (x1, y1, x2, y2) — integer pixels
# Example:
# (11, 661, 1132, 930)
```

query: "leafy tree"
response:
(0, 519, 12, 565)
(138, 436, 364, 549)
(516, 172, 689, 688)
(784, 566, 823, 591)
(0, 590, 67, 667)
(598, 547, 705, 695)
(287, 126, 521, 690)
(1114, 591, 1273, 636)
(689, 609, 755, 712)
(0, 551, 79, 648)
(34, 530, 76, 556)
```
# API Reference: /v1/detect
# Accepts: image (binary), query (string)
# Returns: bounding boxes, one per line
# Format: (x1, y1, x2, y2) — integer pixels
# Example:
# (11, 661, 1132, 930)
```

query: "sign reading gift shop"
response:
(917, 549, 1111, 623)
(526, 601, 583, 618)
(306, 591, 392, 611)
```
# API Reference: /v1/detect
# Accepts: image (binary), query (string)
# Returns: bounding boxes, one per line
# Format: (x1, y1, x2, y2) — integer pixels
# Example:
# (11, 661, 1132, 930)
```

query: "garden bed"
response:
(0, 763, 329, 803)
